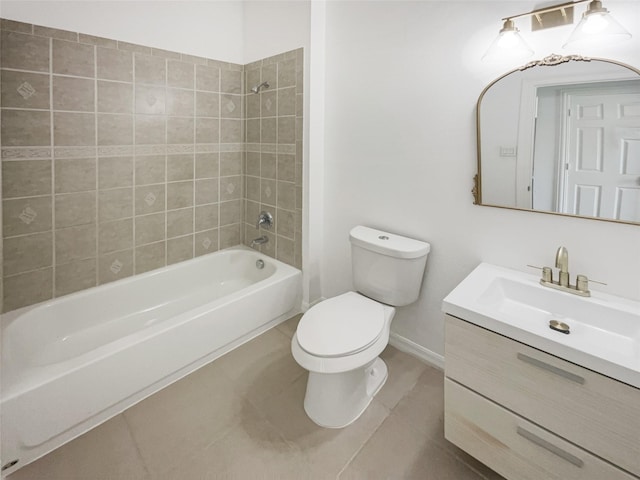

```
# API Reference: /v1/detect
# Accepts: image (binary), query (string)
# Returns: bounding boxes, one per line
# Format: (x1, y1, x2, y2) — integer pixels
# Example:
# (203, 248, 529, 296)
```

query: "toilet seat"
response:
(296, 292, 386, 358)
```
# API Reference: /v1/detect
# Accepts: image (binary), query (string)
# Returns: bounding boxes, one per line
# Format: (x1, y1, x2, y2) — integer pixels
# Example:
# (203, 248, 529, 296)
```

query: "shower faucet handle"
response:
(256, 211, 273, 230)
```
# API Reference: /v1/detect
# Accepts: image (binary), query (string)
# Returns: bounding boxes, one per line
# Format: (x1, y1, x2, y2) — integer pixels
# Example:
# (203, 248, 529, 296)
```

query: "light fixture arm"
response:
(501, 0, 591, 22)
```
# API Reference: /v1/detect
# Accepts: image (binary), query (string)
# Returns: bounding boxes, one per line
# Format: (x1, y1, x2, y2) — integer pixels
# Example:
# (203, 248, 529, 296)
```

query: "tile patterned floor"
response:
(8, 314, 504, 479)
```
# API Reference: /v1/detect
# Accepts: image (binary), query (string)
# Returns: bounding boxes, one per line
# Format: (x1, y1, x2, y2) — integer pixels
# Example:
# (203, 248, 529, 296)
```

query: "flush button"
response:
(378, 235, 389, 240)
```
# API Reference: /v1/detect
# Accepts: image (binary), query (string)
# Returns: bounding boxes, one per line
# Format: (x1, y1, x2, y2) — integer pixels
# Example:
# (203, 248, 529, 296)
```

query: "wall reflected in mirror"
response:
(477, 55, 640, 224)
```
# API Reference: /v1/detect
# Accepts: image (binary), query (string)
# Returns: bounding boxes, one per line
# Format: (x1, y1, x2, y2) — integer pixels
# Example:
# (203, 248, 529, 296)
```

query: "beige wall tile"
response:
(55, 224, 95, 264)
(246, 94, 260, 119)
(52, 39, 95, 77)
(167, 60, 194, 89)
(196, 91, 219, 118)
(135, 184, 165, 215)
(1, 109, 51, 146)
(261, 91, 277, 117)
(167, 181, 194, 210)
(1, 70, 50, 109)
(195, 178, 218, 205)
(98, 156, 133, 189)
(277, 181, 296, 210)
(167, 154, 194, 182)
(97, 47, 133, 82)
(3, 160, 52, 198)
(276, 208, 295, 239)
(118, 41, 151, 55)
(195, 117, 219, 144)
(278, 59, 296, 88)
(220, 152, 242, 176)
(1, 31, 50, 72)
(220, 176, 242, 202)
(246, 119, 260, 144)
(245, 176, 260, 202)
(195, 204, 218, 231)
(4, 231, 52, 275)
(220, 119, 242, 143)
(221, 69, 242, 94)
(277, 117, 295, 144)
(167, 208, 193, 238)
(79, 34, 118, 49)
(167, 88, 194, 116)
(97, 81, 133, 113)
(278, 87, 296, 116)
(3, 196, 52, 236)
(152, 48, 181, 60)
(220, 224, 240, 249)
(245, 200, 260, 226)
(98, 218, 133, 254)
(34, 25, 77, 41)
(135, 212, 165, 246)
(98, 187, 133, 222)
(55, 192, 96, 228)
(219, 200, 242, 226)
(135, 54, 166, 85)
(276, 235, 295, 265)
(167, 235, 193, 264)
(55, 258, 96, 296)
(261, 118, 276, 144)
(135, 85, 165, 115)
(195, 153, 219, 179)
(166, 117, 194, 144)
(261, 178, 276, 206)
(0, 19, 33, 34)
(195, 229, 218, 256)
(54, 158, 96, 193)
(135, 240, 165, 273)
(262, 64, 277, 89)
(54, 112, 96, 146)
(98, 249, 133, 284)
(261, 153, 276, 179)
(245, 152, 260, 177)
(277, 154, 295, 182)
(196, 65, 220, 92)
(135, 115, 165, 145)
(220, 94, 241, 119)
(135, 155, 166, 185)
(3, 268, 53, 312)
(97, 114, 133, 145)
(52, 76, 95, 112)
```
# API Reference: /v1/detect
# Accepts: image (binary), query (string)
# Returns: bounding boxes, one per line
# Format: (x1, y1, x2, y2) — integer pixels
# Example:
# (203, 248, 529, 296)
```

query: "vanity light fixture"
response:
(483, 0, 632, 61)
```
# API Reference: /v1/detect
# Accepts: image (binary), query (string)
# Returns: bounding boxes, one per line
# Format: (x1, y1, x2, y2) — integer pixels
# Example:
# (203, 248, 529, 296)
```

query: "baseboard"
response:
(389, 332, 444, 371)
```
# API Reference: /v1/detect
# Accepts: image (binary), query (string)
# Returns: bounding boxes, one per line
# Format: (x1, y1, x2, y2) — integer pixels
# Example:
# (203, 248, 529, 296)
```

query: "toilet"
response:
(291, 226, 430, 428)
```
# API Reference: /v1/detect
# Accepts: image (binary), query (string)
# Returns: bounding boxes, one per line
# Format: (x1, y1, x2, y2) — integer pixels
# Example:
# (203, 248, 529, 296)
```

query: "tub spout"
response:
(251, 235, 268, 248)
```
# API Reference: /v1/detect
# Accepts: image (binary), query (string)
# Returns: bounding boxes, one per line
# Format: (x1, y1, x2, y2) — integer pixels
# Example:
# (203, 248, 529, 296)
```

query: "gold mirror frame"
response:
(475, 54, 640, 226)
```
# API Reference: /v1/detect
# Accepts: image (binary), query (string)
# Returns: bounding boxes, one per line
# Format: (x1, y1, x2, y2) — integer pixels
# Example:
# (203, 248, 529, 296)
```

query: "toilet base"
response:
(303, 357, 388, 428)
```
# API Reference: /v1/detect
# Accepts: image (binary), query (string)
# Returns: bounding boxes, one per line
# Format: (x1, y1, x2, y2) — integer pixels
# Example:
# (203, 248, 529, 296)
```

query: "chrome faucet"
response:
(555, 246, 569, 287)
(256, 211, 273, 230)
(251, 235, 269, 248)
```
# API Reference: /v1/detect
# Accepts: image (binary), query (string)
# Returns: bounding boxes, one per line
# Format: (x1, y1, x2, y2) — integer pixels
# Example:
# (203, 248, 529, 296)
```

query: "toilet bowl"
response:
(292, 226, 430, 428)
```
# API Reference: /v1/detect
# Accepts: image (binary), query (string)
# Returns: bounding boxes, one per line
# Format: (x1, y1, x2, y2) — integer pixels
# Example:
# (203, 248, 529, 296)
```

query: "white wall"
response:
(319, 1, 640, 360)
(0, 1, 244, 62)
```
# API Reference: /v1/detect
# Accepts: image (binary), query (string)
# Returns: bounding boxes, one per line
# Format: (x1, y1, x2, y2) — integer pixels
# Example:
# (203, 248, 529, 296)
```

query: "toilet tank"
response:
(349, 226, 430, 307)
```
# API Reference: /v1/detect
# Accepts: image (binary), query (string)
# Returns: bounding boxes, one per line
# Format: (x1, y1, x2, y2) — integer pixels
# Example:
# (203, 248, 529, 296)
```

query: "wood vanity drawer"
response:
(444, 315, 640, 477)
(444, 379, 636, 480)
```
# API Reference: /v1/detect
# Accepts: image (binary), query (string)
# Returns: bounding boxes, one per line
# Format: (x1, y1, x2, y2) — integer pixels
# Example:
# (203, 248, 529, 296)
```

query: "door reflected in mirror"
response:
(477, 54, 640, 225)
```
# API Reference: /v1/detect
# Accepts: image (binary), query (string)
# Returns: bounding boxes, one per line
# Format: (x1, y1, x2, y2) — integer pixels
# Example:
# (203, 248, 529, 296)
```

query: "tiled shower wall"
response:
(0, 19, 304, 313)
(243, 51, 303, 269)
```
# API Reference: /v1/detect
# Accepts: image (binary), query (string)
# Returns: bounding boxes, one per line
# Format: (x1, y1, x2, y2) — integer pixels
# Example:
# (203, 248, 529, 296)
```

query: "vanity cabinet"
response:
(444, 314, 640, 480)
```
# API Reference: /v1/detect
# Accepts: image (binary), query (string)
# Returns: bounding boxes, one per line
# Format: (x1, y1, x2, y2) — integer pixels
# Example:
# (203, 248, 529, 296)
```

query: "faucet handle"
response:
(256, 211, 273, 229)
(527, 265, 552, 283)
(576, 274, 607, 293)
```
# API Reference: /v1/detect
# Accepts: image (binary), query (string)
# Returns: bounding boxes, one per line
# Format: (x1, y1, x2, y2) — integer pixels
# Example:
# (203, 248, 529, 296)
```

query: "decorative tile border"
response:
(1, 147, 52, 160)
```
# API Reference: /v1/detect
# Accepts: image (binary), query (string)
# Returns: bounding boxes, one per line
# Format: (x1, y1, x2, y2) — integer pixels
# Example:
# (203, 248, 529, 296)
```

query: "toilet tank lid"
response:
(349, 226, 430, 259)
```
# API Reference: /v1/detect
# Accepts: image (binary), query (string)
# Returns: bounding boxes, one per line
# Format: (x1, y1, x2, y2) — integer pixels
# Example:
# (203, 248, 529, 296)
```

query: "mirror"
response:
(476, 54, 640, 225)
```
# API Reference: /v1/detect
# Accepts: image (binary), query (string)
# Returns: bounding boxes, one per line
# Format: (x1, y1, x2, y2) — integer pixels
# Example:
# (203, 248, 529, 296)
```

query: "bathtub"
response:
(0, 246, 301, 475)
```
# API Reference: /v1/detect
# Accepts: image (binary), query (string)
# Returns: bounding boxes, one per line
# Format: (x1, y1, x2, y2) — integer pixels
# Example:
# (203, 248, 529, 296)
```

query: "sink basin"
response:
(442, 263, 640, 388)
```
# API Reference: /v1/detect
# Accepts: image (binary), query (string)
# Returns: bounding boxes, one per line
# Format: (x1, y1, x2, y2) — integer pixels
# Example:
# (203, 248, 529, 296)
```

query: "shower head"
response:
(251, 81, 270, 94)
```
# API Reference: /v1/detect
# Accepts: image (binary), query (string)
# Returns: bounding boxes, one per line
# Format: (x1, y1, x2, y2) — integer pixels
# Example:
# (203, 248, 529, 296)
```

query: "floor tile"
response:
(339, 414, 485, 480)
(215, 326, 306, 406)
(276, 312, 302, 338)
(375, 346, 428, 410)
(257, 375, 390, 478)
(157, 402, 307, 480)
(8, 415, 149, 480)
(123, 361, 245, 476)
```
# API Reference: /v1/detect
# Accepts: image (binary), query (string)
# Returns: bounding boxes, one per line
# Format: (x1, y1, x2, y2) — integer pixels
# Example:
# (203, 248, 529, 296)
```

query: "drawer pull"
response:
(517, 427, 584, 468)
(516, 353, 585, 384)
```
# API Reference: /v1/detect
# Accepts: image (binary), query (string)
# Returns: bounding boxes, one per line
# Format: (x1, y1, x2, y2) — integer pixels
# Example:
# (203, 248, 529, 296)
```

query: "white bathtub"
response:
(0, 246, 301, 475)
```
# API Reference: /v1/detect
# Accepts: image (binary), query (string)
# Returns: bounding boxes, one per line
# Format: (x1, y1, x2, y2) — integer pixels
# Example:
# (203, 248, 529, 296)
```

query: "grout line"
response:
(93, 44, 99, 288)
(49, 36, 56, 299)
